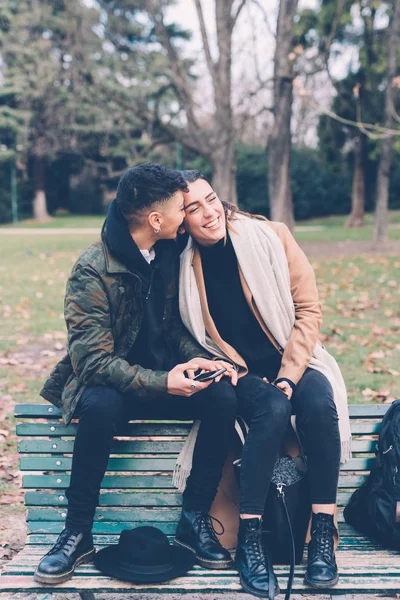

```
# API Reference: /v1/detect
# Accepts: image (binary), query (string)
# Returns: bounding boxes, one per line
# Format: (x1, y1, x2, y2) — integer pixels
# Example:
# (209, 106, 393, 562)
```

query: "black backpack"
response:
(344, 399, 400, 549)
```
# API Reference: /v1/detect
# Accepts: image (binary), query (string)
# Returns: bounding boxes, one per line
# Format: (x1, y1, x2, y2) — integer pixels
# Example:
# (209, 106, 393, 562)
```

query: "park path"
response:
(1, 226, 400, 257)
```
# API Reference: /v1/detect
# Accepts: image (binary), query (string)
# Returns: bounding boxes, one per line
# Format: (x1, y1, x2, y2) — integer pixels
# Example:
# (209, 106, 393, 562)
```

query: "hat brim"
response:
(94, 543, 196, 583)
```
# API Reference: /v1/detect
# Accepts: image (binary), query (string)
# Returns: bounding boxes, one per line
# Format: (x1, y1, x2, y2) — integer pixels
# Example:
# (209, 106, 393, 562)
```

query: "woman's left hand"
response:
(274, 380, 293, 400)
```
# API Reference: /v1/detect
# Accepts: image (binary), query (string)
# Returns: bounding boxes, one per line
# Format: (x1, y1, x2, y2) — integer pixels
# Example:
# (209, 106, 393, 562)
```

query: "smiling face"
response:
(183, 179, 226, 246)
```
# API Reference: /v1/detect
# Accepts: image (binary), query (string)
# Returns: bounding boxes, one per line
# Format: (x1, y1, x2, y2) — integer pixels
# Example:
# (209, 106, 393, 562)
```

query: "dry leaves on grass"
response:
(362, 386, 397, 404)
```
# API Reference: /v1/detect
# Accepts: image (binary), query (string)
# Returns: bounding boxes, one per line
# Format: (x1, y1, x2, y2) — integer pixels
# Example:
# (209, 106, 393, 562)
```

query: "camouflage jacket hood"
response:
(40, 205, 209, 424)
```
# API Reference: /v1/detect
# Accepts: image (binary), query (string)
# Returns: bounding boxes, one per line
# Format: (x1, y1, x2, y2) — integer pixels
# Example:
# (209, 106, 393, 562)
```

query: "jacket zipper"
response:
(145, 266, 155, 300)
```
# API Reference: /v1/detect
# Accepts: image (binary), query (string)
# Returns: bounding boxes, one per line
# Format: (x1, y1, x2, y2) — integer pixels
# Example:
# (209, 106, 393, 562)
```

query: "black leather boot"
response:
(174, 507, 233, 569)
(305, 512, 339, 588)
(235, 518, 280, 599)
(34, 528, 95, 584)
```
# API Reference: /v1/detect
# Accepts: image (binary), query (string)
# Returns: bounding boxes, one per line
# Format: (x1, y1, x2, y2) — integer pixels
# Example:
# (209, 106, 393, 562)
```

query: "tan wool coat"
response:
(177, 215, 349, 548)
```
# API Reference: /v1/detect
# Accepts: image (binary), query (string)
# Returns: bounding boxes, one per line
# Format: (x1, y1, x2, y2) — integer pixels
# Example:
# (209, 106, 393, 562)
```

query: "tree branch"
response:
(146, 0, 208, 153)
(324, 0, 345, 55)
(193, 0, 218, 86)
(232, 0, 248, 28)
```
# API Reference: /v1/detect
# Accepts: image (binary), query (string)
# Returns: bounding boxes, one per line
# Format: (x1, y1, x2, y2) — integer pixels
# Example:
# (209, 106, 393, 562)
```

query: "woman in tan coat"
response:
(177, 170, 351, 599)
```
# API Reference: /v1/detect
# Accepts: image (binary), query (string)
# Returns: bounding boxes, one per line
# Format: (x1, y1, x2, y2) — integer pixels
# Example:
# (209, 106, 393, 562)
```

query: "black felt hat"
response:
(94, 526, 196, 583)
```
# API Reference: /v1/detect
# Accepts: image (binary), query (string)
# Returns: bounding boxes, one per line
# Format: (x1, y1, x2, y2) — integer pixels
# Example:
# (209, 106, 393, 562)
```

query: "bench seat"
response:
(0, 403, 396, 599)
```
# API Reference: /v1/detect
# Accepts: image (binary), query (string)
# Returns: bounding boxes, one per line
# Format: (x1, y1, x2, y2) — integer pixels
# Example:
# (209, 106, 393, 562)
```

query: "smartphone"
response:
(193, 367, 227, 382)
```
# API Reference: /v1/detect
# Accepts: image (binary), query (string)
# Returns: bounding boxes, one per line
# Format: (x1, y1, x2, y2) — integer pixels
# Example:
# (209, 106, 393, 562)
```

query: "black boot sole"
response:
(238, 573, 280, 599)
(304, 571, 339, 589)
(173, 538, 233, 569)
(33, 548, 95, 584)
(235, 558, 280, 598)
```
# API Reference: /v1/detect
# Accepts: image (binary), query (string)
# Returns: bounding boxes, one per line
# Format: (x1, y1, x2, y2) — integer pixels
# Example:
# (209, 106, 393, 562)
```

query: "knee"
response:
(253, 385, 292, 424)
(204, 380, 238, 419)
(266, 389, 292, 423)
(296, 381, 338, 431)
(79, 386, 124, 426)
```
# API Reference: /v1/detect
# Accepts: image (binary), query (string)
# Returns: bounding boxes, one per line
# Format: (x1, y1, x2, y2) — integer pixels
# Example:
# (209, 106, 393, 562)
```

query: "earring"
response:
(153, 227, 161, 234)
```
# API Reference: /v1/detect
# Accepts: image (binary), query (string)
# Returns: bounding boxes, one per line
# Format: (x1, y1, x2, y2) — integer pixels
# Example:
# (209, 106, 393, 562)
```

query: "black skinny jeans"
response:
(65, 380, 237, 532)
(236, 368, 341, 515)
(66, 368, 340, 531)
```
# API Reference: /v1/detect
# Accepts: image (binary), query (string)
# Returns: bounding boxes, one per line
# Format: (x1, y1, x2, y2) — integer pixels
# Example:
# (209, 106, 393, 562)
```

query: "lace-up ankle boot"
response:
(174, 507, 233, 568)
(34, 528, 94, 584)
(305, 512, 339, 588)
(235, 518, 280, 599)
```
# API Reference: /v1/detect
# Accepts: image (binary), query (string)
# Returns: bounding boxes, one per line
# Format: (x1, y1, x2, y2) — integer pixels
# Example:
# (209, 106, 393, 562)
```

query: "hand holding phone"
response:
(193, 367, 227, 382)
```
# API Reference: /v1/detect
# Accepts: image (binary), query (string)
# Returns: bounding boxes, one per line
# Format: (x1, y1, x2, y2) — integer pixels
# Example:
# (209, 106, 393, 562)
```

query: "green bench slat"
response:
(339, 457, 374, 470)
(22, 474, 175, 489)
(348, 440, 376, 453)
(27, 521, 179, 535)
(19, 455, 376, 472)
(26, 508, 349, 525)
(16, 419, 386, 437)
(18, 439, 184, 454)
(14, 403, 391, 419)
(18, 473, 375, 491)
(349, 421, 382, 434)
(337, 474, 368, 487)
(25, 491, 183, 507)
(16, 422, 192, 437)
(20, 456, 176, 471)
(18, 438, 377, 454)
(14, 404, 63, 418)
(23, 523, 372, 546)
(27, 507, 180, 522)
(24, 490, 354, 508)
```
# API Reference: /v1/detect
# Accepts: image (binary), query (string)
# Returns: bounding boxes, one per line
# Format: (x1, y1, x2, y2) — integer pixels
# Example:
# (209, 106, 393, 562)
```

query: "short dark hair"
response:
(116, 163, 189, 221)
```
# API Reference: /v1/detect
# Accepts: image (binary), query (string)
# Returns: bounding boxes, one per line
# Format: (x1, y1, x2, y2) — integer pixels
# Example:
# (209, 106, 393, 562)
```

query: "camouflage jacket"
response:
(40, 237, 210, 424)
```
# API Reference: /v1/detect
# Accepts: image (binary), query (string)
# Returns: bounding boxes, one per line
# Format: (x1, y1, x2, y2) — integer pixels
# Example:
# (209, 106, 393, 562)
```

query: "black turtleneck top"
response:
(199, 233, 283, 381)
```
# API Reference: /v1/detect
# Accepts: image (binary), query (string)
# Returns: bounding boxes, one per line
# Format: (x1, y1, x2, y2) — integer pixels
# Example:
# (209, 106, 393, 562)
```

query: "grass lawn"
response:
(294, 211, 400, 242)
(3, 214, 105, 228)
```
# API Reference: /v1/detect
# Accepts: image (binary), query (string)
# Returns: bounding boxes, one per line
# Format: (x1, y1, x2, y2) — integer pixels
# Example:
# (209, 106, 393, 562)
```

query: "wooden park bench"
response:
(0, 402, 399, 599)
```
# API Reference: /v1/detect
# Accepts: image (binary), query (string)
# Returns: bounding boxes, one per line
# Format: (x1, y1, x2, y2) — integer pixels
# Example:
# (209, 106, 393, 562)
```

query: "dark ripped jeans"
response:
(65, 380, 238, 532)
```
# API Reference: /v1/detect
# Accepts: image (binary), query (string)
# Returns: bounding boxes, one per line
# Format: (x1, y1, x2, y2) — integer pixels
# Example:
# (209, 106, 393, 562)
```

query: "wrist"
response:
(274, 377, 296, 393)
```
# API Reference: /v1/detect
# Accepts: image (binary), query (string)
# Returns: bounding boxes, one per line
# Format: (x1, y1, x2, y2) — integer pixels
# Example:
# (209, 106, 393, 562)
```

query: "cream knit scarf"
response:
(173, 216, 351, 492)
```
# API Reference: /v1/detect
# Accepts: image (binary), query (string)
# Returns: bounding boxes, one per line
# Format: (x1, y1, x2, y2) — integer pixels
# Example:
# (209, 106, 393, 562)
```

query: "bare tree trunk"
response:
(346, 133, 365, 228)
(147, 0, 244, 205)
(210, 0, 238, 204)
(268, 0, 298, 230)
(212, 144, 237, 204)
(32, 154, 51, 222)
(374, 0, 400, 245)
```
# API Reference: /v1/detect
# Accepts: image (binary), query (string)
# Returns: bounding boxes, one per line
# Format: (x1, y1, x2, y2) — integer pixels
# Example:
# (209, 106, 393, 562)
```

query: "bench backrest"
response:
(15, 403, 388, 545)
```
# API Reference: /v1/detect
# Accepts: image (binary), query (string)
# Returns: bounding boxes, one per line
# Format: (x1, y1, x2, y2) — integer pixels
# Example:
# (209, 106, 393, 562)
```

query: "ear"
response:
(148, 211, 162, 230)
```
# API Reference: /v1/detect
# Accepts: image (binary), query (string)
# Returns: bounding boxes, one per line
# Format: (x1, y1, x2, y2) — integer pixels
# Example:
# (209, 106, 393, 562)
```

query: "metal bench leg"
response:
(79, 593, 96, 600)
